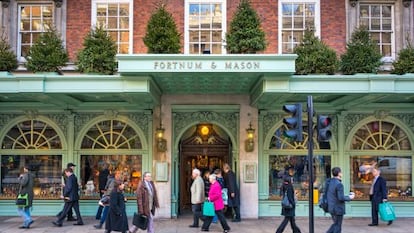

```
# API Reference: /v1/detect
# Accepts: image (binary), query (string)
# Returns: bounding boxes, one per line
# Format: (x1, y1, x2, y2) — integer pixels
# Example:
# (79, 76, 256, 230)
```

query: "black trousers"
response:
(227, 205, 241, 220)
(370, 200, 380, 224)
(56, 200, 83, 224)
(276, 216, 301, 233)
(326, 214, 343, 233)
(202, 209, 230, 231)
(191, 203, 203, 226)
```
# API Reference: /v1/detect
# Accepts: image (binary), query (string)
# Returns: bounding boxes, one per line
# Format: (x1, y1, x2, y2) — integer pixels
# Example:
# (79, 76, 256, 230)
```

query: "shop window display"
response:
(351, 156, 412, 200)
(269, 155, 331, 200)
(1, 155, 62, 199)
(80, 155, 142, 198)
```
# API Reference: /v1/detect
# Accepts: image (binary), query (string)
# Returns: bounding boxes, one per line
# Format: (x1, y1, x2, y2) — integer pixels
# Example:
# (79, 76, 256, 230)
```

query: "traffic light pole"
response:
(307, 95, 314, 233)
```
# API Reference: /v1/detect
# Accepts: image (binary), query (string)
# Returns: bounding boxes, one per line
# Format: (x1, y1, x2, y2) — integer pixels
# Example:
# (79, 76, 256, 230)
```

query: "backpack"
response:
(319, 178, 331, 214)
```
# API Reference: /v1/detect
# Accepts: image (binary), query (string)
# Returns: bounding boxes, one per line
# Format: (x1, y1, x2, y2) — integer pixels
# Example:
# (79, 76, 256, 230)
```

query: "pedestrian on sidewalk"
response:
(96, 163, 110, 220)
(17, 165, 35, 229)
(223, 163, 241, 222)
(201, 174, 231, 233)
(189, 168, 205, 228)
(129, 172, 160, 233)
(105, 180, 128, 233)
(369, 167, 392, 226)
(52, 168, 84, 227)
(94, 170, 118, 229)
(326, 167, 354, 233)
(275, 175, 301, 233)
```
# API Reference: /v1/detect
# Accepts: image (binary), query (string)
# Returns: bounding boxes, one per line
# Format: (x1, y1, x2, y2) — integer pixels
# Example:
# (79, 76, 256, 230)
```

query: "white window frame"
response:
(357, 3, 395, 61)
(91, 0, 133, 54)
(184, 0, 227, 54)
(278, 0, 321, 54)
(17, 3, 55, 62)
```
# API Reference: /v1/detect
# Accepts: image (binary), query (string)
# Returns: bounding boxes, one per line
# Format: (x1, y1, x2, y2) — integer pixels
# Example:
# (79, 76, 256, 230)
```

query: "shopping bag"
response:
(222, 188, 228, 205)
(379, 202, 396, 222)
(133, 212, 148, 230)
(15, 193, 28, 207)
(202, 201, 215, 216)
(98, 195, 110, 206)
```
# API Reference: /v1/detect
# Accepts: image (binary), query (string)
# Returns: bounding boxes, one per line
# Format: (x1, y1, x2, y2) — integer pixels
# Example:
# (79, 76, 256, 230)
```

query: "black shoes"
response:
(94, 223, 103, 229)
(201, 229, 209, 231)
(67, 217, 78, 221)
(73, 222, 84, 225)
(232, 219, 241, 222)
(368, 223, 378, 226)
(18, 226, 29, 229)
(388, 220, 393, 225)
(188, 225, 199, 228)
(52, 221, 62, 227)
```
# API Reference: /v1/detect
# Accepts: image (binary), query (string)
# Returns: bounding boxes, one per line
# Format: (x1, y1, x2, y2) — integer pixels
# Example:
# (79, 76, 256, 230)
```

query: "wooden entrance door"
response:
(179, 124, 230, 213)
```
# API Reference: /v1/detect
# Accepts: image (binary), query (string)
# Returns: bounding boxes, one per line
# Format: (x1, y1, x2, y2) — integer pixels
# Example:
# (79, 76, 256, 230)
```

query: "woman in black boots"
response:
(275, 175, 301, 233)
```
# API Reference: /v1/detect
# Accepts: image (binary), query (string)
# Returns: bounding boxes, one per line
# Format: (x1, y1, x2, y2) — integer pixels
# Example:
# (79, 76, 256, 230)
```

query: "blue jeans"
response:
(100, 206, 109, 224)
(17, 206, 32, 227)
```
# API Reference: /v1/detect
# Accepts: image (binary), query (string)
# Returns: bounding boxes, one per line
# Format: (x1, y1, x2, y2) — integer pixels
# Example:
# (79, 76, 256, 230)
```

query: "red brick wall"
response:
(320, 0, 347, 55)
(65, 0, 347, 58)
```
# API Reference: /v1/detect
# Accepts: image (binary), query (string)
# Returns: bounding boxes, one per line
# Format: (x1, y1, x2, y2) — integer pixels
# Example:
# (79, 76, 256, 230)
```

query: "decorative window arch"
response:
(349, 120, 413, 200)
(350, 120, 411, 150)
(81, 119, 142, 149)
(2, 120, 62, 149)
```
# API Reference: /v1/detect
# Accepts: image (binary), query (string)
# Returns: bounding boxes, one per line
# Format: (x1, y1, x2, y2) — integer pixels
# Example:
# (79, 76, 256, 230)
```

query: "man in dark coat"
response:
(57, 162, 77, 221)
(369, 167, 391, 226)
(53, 168, 84, 227)
(275, 175, 301, 233)
(17, 165, 35, 229)
(223, 163, 241, 222)
(96, 163, 110, 220)
(326, 167, 354, 233)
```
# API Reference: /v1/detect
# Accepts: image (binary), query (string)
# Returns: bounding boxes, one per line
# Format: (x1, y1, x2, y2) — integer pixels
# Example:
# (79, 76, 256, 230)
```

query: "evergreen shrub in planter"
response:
(340, 26, 382, 75)
(294, 30, 338, 75)
(143, 3, 181, 54)
(26, 26, 68, 73)
(76, 25, 117, 75)
(0, 34, 18, 72)
(226, 0, 266, 54)
(392, 40, 414, 75)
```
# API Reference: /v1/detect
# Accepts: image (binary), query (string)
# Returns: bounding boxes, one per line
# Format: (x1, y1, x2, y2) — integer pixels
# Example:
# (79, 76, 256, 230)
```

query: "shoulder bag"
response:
(281, 191, 292, 209)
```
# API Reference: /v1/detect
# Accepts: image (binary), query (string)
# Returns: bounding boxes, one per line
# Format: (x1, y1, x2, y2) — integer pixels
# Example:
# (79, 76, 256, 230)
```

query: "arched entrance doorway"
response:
(178, 123, 232, 213)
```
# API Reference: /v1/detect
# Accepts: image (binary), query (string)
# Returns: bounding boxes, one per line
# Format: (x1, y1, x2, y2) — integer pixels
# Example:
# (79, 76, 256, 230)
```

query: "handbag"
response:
(281, 191, 292, 209)
(98, 195, 110, 206)
(16, 193, 29, 207)
(133, 212, 148, 230)
(202, 201, 215, 216)
(379, 202, 396, 221)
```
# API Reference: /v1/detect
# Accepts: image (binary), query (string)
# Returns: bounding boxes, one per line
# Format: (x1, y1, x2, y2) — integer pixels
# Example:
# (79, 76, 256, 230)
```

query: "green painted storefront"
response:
(0, 55, 413, 218)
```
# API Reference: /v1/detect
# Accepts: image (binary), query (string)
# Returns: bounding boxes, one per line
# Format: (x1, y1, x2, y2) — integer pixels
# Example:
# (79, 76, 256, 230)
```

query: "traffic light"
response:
(317, 115, 332, 141)
(282, 103, 303, 142)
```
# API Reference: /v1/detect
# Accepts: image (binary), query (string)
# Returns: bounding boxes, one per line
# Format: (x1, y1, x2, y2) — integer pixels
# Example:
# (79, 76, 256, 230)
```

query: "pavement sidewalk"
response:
(0, 215, 410, 233)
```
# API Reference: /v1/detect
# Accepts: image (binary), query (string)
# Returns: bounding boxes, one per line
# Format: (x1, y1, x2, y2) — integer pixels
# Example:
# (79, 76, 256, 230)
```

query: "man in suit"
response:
(53, 168, 84, 227)
(326, 167, 354, 233)
(189, 168, 205, 228)
(369, 167, 392, 226)
(223, 163, 241, 222)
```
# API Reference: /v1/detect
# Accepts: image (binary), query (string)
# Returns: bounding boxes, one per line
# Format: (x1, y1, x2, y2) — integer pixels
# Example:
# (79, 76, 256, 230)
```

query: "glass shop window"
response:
(350, 156, 412, 200)
(1, 155, 62, 199)
(269, 155, 331, 200)
(80, 155, 142, 198)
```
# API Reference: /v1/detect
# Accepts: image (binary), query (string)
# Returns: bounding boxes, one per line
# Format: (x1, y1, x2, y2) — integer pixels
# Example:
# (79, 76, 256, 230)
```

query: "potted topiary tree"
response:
(392, 39, 414, 75)
(226, 0, 266, 54)
(76, 25, 117, 74)
(340, 26, 382, 75)
(26, 26, 68, 74)
(0, 33, 18, 75)
(294, 29, 338, 75)
(143, 2, 181, 53)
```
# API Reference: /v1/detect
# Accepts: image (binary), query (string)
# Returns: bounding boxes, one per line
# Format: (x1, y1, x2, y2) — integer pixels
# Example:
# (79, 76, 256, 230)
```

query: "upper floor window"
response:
(279, 0, 320, 54)
(359, 4, 394, 59)
(18, 4, 54, 61)
(92, 0, 133, 54)
(184, 0, 226, 54)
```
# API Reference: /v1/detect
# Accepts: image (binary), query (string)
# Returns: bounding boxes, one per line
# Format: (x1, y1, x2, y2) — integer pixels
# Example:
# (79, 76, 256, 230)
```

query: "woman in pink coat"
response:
(201, 174, 231, 233)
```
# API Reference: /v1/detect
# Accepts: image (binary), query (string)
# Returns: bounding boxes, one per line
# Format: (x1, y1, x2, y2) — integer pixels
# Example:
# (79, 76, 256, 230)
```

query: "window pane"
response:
(80, 155, 142, 198)
(350, 156, 412, 200)
(269, 155, 331, 200)
(1, 155, 62, 199)
(119, 4, 129, 16)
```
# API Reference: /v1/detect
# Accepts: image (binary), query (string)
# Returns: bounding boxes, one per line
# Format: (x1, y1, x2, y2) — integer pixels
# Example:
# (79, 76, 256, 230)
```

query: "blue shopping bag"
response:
(203, 201, 215, 216)
(379, 202, 396, 222)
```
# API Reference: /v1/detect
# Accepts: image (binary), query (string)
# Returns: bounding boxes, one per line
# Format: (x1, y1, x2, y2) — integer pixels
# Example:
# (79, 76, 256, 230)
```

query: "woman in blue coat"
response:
(275, 175, 301, 233)
(105, 180, 128, 233)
